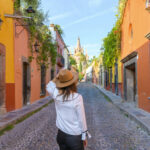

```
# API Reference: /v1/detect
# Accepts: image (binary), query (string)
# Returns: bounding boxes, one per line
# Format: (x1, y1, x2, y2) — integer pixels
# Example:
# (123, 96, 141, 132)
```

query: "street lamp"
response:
(5, 6, 35, 19)
(26, 6, 35, 13)
(34, 41, 40, 52)
(15, 6, 36, 27)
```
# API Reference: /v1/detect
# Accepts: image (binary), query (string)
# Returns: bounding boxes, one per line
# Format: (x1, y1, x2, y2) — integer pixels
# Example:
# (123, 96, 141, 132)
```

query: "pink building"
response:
(55, 29, 65, 73)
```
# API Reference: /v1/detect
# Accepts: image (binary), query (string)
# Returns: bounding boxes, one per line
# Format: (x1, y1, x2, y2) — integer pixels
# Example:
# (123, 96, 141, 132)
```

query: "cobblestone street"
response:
(0, 83, 150, 150)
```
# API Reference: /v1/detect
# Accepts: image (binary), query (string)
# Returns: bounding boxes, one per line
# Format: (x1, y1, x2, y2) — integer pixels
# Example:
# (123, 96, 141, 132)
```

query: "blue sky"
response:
(41, 0, 119, 59)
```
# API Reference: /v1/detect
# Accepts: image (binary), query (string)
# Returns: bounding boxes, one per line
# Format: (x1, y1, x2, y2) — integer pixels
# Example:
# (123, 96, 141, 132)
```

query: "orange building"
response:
(121, 0, 150, 112)
(0, 1, 52, 113)
(13, 20, 51, 111)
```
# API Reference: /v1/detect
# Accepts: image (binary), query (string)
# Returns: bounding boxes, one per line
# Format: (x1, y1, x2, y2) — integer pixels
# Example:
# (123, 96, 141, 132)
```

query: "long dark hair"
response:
(58, 83, 77, 101)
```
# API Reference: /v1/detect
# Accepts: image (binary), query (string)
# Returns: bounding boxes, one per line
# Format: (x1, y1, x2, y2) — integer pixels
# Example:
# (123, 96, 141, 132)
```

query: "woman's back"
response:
(46, 81, 87, 136)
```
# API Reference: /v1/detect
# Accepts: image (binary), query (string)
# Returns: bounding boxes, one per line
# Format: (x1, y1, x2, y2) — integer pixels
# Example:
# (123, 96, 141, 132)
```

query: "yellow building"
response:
(111, 57, 122, 96)
(98, 53, 122, 96)
(99, 53, 105, 87)
(0, 0, 15, 114)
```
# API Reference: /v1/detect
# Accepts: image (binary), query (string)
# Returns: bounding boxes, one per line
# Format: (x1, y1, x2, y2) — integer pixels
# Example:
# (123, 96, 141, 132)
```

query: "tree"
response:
(79, 62, 82, 73)
(69, 56, 77, 66)
(14, 0, 58, 67)
(54, 24, 64, 35)
(102, 0, 128, 68)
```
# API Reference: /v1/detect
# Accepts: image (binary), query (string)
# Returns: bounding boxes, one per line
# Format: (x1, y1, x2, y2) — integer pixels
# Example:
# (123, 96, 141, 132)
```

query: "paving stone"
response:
(0, 83, 150, 150)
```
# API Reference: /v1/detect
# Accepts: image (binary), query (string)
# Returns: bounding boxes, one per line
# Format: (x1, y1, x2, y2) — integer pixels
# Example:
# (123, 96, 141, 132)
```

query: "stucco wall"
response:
(0, 0, 14, 83)
(14, 20, 51, 110)
(137, 42, 150, 112)
(121, 0, 150, 58)
(0, 0, 15, 111)
(121, 0, 150, 112)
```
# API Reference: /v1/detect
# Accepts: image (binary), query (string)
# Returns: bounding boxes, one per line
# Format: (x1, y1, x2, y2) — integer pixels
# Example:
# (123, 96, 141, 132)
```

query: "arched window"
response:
(129, 24, 133, 41)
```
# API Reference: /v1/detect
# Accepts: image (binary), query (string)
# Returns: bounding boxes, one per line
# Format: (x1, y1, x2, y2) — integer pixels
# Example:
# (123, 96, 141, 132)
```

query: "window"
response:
(41, 64, 46, 96)
(129, 24, 133, 42)
(51, 68, 54, 80)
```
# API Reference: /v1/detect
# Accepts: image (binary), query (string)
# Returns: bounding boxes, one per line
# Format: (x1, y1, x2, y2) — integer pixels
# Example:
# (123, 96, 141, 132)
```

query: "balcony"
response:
(57, 55, 65, 67)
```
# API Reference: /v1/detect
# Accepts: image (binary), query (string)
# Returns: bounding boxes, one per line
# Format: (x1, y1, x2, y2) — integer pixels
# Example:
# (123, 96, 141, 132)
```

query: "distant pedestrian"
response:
(46, 68, 91, 150)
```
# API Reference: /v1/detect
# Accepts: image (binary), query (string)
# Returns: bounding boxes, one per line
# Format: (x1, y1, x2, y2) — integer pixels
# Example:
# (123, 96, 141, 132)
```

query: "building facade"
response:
(50, 24, 69, 73)
(0, 0, 52, 114)
(99, 54, 105, 88)
(104, 58, 122, 96)
(55, 29, 65, 72)
(14, 20, 51, 110)
(0, 0, 14, 114)
(121, 0, 150, 112)
(63, 47, 69, 69)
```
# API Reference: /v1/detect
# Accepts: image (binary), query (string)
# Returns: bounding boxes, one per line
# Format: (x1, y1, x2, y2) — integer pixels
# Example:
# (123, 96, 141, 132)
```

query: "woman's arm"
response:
(46, 81, 56, 98)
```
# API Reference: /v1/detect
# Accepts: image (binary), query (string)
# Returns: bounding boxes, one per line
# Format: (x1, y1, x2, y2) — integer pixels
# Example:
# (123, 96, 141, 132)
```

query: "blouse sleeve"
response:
(46, 81, 56, 99)
(75, 95, 88, 140)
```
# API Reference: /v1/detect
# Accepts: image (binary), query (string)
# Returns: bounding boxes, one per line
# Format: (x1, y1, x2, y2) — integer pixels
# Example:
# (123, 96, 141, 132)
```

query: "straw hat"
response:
(55, 69, 78, 88)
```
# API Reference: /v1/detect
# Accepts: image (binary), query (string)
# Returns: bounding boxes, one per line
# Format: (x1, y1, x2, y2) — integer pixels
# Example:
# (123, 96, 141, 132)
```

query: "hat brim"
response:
(55, 72, 78, 88)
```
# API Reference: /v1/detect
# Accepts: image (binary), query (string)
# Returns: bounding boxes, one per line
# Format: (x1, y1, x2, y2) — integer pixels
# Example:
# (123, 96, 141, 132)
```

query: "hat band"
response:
(60, 76, 74, 83)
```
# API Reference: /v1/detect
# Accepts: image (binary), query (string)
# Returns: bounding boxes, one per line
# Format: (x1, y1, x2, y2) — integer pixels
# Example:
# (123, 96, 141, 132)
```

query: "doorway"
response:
(125, 63, 136, 102)
(51, 68, 54, 80)
(23, 62, 30, 105)
(115, 60, 118, 95)
(124, 61, 137, 105)
(0, 44, 5, 112)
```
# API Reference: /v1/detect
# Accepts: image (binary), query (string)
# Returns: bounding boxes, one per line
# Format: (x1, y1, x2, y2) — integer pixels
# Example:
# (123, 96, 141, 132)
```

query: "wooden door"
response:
(23, 62, 30, 105)
(0, 44, 5, 107)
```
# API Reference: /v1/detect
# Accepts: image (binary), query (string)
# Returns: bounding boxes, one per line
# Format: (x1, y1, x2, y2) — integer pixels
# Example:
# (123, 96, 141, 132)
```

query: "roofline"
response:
(120, 0, 129, 27)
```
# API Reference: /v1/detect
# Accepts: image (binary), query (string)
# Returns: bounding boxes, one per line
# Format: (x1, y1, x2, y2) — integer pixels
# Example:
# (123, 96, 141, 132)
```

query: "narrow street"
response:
(0, 83, 150, 150)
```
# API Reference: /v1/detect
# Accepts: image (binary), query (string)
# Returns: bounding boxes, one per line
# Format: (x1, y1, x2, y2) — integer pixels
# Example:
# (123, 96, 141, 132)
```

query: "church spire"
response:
(77, 37, 81, 50)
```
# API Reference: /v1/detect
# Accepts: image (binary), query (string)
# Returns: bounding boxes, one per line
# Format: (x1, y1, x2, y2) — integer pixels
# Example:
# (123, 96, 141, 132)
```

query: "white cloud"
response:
(49, 12, 72, 21)
(88, 0, 103, 8)
(64, 7, 114, 28)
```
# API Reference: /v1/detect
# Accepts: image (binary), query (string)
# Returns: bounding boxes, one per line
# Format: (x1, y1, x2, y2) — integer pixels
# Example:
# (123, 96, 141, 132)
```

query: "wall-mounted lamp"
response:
(0, 18, 3, 27)
(26, 6, 35, 14)
(34, 41, 40, 52)
(5, 6, 35, 20)
(15, 6, 35, 27)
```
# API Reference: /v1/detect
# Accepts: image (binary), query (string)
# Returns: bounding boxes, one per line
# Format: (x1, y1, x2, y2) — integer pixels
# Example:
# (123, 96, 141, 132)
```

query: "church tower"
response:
(85, 49, 89, 60)
(77, 37, 81, 52)
(74, 37, 83, 54)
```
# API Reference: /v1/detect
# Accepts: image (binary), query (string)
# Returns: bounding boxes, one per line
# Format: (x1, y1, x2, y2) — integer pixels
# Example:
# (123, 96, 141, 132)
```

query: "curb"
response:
(0, 96, 53, 131)
(94, 84, 150, 135)
(113, 103, 150, 135)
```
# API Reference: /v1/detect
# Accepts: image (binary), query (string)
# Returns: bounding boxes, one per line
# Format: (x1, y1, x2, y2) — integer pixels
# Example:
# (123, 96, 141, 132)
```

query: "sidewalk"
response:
(0, 96, 53, 131)
(94, 84, 150, 135)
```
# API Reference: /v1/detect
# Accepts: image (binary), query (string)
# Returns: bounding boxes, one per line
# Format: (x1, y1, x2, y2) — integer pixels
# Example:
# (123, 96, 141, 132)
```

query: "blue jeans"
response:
(57, 129, 84, 150)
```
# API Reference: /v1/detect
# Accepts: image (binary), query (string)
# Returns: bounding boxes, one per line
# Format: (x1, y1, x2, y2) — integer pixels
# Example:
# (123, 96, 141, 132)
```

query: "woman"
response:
(46, 69, 90, 150)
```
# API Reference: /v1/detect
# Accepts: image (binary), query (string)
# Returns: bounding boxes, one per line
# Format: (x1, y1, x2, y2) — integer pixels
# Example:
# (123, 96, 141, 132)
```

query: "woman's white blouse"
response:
(46, 81, 88, 140)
